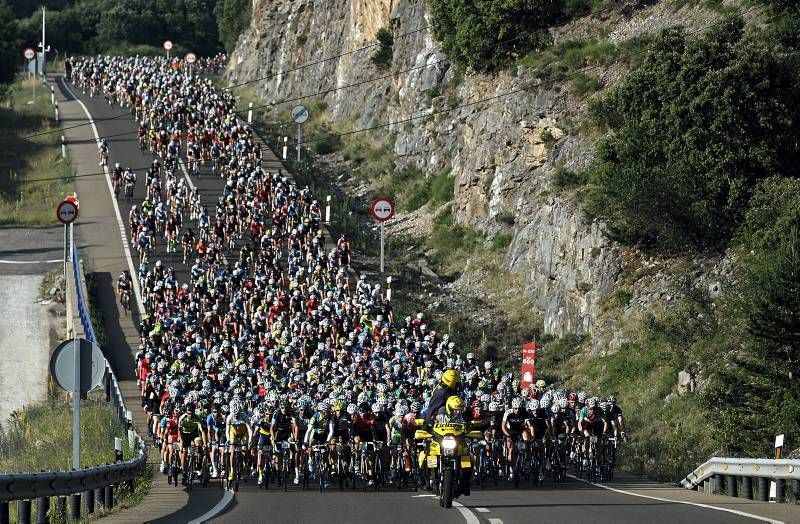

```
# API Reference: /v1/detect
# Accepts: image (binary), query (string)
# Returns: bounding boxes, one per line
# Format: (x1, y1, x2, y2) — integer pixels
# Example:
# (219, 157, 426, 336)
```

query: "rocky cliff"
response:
(227, 0, 729, 352)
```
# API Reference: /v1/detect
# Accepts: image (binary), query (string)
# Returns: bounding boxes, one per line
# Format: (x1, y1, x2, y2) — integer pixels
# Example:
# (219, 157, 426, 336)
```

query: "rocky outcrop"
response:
(227, 0, 725, 351)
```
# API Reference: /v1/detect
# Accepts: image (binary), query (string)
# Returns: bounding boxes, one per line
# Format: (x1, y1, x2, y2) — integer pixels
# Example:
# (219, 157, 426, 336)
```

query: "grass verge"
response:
(0, 74, 73, 226)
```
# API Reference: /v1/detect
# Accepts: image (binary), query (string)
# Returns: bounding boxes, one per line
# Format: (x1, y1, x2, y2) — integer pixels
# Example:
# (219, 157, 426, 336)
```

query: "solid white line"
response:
(452, 501, 481, 524)
(177, 158, 197, 192)
(0, 259, 61, 264)
(412, 494, 436, 498)
(567, 475, 784, 524)
(475, 507, 490, 513)
(488, 519, 504, 524)
(187, 489, 234, 524)
(59, 77, 145, 314)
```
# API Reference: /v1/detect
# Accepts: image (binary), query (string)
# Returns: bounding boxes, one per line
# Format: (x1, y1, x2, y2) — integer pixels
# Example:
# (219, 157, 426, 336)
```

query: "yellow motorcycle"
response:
(415, 421, 484, 508)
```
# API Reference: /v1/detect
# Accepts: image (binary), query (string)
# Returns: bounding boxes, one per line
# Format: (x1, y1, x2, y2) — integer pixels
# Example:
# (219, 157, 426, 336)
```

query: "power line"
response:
(224, 23, 436, 91)
(290, 5, 763, 148)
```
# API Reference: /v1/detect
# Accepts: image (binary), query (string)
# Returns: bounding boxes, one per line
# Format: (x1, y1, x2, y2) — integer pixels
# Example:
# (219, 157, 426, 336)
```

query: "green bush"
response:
(428, 0, 564, 71)
(371, 27, 394, 70)
(571, 71, 600, 95)
(216, 0, 252, 52)
(587, 17, 800, 251)
(491, 232, 513, 251)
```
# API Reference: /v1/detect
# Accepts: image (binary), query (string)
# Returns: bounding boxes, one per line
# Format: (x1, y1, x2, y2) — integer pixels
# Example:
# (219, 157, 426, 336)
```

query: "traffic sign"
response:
(291, 104, 309, 124)
(50, 339, 105, 393)
(163, 40, 173, 51)
(23, 47, 35, 61)
(185, 52, 197, 64)
(56, 199, 78, 224)
(370, 197, 395, 222)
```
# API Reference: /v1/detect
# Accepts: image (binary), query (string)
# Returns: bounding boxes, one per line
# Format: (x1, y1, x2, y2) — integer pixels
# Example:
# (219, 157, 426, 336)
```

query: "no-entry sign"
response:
(163, 40, 173, 51)
(56, 199, 78, 224)
(185, 52, 197, 64)
(370, 198, 395, 222)
(23, 48, 35, 61)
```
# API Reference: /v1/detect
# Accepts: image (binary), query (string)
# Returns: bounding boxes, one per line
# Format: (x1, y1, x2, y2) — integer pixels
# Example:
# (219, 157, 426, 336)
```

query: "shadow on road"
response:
(89, 270, 137, 381)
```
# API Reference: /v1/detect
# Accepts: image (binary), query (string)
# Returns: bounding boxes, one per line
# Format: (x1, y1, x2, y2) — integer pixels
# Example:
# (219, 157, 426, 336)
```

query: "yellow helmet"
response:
(536, 379, 546, 389)
(333, 400, 345, 410)
(445, 396, 465, 415)
(441, 369, 460, 389)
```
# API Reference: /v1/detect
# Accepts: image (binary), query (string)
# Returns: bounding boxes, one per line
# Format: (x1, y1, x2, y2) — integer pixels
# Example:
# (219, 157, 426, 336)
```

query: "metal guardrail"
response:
(681, 457, 800, 503)
(0, 241, 147, 523)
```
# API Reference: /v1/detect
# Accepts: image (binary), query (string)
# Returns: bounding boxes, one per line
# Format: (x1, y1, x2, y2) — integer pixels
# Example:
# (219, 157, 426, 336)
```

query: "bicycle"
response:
(184, 445, 198, 491)
(120, 289, 131, 315)
(227, 443, 246, 492)
(167, 442, 181, 487)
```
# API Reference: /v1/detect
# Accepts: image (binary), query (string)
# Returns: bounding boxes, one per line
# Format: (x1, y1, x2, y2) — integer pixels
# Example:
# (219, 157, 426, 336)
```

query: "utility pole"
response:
(38, 7, 50, 77)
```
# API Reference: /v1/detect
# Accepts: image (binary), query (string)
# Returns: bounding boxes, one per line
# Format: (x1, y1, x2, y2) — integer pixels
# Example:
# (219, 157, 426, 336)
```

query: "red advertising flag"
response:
(521, 342, 537, 389)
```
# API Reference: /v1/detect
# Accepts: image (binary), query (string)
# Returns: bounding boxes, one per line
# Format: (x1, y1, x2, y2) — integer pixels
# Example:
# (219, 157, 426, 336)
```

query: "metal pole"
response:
(71, 223, 80, 471)
(727, 475, 738, 498)
(793, 479, 800, 502)
(775, 479, 786, 503)
(41, 7, 46, 77)
(69, 493, 80, 522)
(757, 477, 769, 502)
(0, 502, 7, 524)
(84, 489, 94, 515)
(104, 485, 114, 509)
(297, 123, 301, 162)
(380, 221, 385, 274)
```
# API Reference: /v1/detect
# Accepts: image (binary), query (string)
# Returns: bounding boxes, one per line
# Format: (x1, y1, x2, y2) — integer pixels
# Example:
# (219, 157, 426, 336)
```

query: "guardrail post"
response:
(757, 477, 769, 502)
(727, 475, 738, 498)
(742, 476, 753, 499)
(69, 493, 81, 522)
(775, 479, 786, 503)
(35, 496, 48, 524)
(105, 371, 111, 402)
(56, 496, 66, 521)
(0, 502, 8, 524)
(85, 488, 94, 515)
(105, 485, 114, 509)
(17, 500, 31, 524)
(712, 473, 722, 494)
(793, 479, 800, 503)
(703, 479, 710, 494)
(96, 486, 105, 510)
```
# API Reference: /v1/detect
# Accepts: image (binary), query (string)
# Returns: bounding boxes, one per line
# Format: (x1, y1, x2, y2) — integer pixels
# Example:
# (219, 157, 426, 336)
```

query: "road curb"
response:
(188, 490, 234, 524)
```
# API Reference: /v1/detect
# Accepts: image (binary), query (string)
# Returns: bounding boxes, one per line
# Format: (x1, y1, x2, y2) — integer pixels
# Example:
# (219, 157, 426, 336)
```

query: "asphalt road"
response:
(58, 78, 796, 524)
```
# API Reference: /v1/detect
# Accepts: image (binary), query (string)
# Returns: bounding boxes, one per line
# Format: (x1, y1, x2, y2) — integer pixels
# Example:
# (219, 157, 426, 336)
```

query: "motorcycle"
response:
(415, 421, 484, 508)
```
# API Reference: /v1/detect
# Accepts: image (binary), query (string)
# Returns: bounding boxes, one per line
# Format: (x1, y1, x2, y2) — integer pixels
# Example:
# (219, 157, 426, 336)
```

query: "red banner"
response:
(521, 342, 537, 389)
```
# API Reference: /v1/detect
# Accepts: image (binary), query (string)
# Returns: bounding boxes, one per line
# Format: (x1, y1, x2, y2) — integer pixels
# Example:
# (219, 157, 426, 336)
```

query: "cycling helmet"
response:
(332, 400, 345, 411)
(441, 369, 460, 389)
(396, 405, 409, 417)
(608, 395, 617, 404)
(535, 379, 546, 389)
(558, 397, 568, 409)
(230, 401, 242, 415)
(445, 396, 465, 415)
(551, 404, 561, 414)
(568, 392, 577, 402)
(346, 404, 357, 416)
(587, 398, 597, 408)
(527, 399, 539, 411)
(577, 391, 587, 403)
(410, 401, 421, 412)
(488, 401, 500, 411)
(511, 398, 522, 409)
(317, 401, 329, 412)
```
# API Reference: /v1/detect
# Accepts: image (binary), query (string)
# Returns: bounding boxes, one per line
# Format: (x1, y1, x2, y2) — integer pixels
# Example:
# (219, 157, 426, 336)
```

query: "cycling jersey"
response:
(226, 413, 250, 444)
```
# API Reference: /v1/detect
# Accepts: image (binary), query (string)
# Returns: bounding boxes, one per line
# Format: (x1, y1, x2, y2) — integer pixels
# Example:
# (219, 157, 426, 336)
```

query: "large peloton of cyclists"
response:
(65, 55, 626, 496)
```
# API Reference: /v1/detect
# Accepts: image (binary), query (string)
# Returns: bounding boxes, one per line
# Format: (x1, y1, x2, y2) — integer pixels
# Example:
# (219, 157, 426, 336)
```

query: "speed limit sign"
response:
(370, 197, 395, 222)
(163, 40, 173, 51)
(23, 48, 35, 61)
(185, 52, 197, 64)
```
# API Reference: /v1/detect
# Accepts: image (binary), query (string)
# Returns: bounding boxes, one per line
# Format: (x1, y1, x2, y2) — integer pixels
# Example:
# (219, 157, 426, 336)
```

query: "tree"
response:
(428, 0, 563, 71)
(588, 17, 800, 251)
(371, 28, 393, 70)
(216, 0, 251, 52)
(0, 0, 18, 87)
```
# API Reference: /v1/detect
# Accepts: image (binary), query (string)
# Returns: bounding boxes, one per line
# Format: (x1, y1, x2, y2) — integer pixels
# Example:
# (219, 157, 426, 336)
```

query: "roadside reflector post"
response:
(54, 100, 59, 122)
(282, 136, 288, 160)
(325, 195, 331, 224)
(248, 102, 253, 124)
(50, 85, 55, 105)
(386, 276, 392, 302)
(61, 135, 66, 158)
(114, 437, 123, 462)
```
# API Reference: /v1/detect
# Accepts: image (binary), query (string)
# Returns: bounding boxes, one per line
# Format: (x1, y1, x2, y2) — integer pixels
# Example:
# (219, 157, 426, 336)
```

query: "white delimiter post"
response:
(248, 102, 253, 124)
(282, 137, 288, 160)
(386, 276, 392, 302)
(71, 223, 81, 470)
(325, 195, 331, 224)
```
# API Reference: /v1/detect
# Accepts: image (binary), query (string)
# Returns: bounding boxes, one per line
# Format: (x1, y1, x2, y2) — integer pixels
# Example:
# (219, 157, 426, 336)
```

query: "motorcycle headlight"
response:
(442, 436, 457, 456)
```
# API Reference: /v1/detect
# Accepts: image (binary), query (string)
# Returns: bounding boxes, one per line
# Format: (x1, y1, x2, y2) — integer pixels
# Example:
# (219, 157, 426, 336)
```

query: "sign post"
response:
(370, 197, 395, 273)
(163, 40, 173, 60)
(185, 52, 197, 78)
(775, 434, 784, 459)
(291, 105, 309, 162)
(23, 48, 35, 103)
(50, 338, 105, 470)
(521, 342, 537, 390)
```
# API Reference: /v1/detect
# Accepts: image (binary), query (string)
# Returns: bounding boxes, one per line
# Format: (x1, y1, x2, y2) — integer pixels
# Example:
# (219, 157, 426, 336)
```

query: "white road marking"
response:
(59, 77, 145, 314)
(412, 494, 436, 498)
(475, 507, 490, 513)
(488, 519, 503, 524)
(187, 489, 234, 524)
(567, 475, 785, 524)
(0, 259, 61, 264)
(177, 158, 197, 191)
(452, 501, 481, 524)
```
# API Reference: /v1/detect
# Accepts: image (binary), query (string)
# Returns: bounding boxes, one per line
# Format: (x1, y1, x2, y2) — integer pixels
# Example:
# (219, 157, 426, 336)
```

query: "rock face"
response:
(228, 0, 722, 351)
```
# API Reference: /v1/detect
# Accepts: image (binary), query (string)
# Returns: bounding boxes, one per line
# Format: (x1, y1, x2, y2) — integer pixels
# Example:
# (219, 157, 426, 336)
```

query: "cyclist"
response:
(253, 405, 274, 485)
(206, 405, 226, 478)
(111, 162, 123, 197)
(178, 401, 206, 485)
(225, 401, 252, 482)
(502, 398, 529, 480)
(304, 401, 333, 488)
(607, 395, 625, 439)
(117, 270, 131, 312)
(97, 138, 109, 166)
(270, 400, 294, 482)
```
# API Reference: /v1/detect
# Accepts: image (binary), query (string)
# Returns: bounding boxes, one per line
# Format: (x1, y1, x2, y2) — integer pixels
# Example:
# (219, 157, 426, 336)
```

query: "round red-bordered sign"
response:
(370, 197, 395, 222)
(23, 48, 35, 61)
(163, 40, 173, 51)
(56, 200, 79, 224)
(185, 52, 197, 65)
